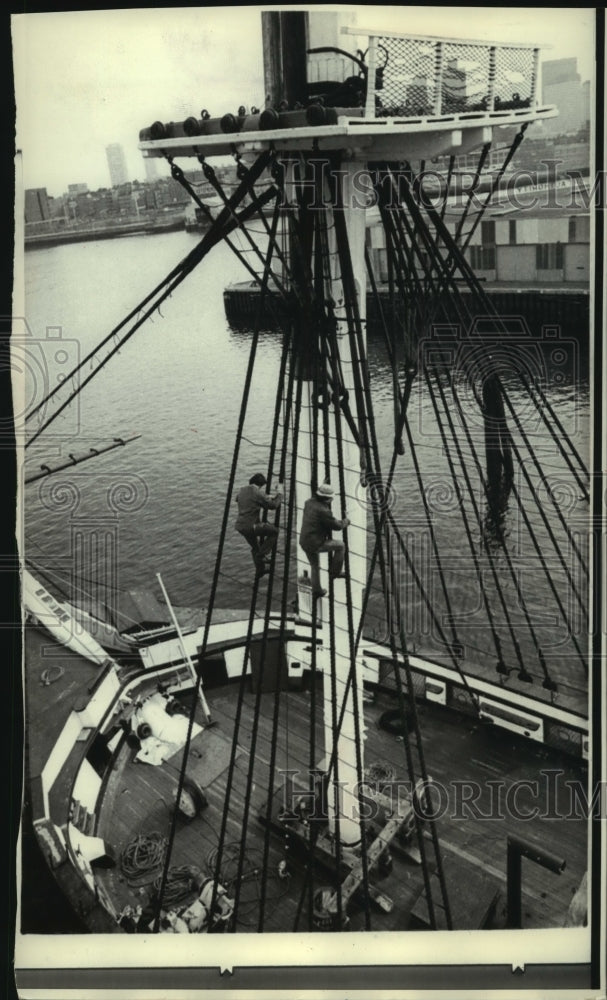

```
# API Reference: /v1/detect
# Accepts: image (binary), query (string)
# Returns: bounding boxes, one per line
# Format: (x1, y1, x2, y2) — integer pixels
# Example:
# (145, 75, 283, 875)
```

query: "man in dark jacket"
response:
(299, 483, 350, 597)
(235, 474, 282, 576)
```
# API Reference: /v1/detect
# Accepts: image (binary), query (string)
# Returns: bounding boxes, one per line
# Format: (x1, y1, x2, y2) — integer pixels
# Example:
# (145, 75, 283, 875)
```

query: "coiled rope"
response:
(153, 865, 202, 908)
(120, 831, 167, 887)
(365, 760, 396, 785)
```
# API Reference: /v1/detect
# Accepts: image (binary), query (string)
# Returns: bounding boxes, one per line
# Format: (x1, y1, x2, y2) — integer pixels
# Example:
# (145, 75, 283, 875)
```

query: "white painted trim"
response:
(139, 107, 558, 160)
(72, 758, 102, 814)
(40, 711, 83, 817)
(360, 640, 588, 731)
(137, 612, 587, 732)
(77, 666, 121, 728)
(425, 677, 447, 705)
(342, 27, 549, 51)
(478, 696, 545, 743)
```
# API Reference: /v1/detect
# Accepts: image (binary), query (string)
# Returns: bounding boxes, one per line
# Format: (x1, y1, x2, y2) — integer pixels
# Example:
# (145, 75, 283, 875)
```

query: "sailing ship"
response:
(20, 11, 593, 941)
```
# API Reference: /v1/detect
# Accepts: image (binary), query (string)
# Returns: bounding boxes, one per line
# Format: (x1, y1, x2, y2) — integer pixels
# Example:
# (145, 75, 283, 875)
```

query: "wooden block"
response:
(368, 883, 394, 913)
(84, 810, 96, 837)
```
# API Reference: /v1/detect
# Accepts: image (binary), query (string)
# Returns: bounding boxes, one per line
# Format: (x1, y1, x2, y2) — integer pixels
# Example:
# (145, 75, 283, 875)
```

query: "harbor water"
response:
(22, 228, 590, 713)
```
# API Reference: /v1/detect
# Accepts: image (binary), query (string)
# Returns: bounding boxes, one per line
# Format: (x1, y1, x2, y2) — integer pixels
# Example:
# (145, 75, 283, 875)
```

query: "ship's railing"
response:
(346, 30, 541, 119)
(32, 656, 196, 923)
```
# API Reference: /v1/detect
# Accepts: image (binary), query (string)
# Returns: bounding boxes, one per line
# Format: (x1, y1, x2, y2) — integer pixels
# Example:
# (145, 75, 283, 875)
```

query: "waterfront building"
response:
(366, 200, 590, 287)
(24, 188, 51, 223)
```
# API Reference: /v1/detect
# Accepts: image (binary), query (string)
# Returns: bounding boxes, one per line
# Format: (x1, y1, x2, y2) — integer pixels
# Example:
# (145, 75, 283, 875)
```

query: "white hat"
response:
(316, 483, 334, 498)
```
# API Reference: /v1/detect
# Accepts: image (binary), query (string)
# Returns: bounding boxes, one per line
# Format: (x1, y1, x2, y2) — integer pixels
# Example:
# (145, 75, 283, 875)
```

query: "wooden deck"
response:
(95, 676, 588, 933)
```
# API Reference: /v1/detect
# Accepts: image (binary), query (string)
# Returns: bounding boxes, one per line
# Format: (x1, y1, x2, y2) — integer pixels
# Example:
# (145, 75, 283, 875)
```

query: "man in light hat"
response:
(235, 473, 282, 576)
(299, 483, 350, 597)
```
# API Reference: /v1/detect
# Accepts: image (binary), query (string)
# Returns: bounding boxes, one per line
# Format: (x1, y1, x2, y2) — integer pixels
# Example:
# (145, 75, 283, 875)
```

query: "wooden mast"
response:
(320, 162, 368, 847)
(262, 11, 309, 108)
(263, 10, 368, 848)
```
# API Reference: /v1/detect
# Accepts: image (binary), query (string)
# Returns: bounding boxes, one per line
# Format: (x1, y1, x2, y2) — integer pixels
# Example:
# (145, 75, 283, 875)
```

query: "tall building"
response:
(581, 80, 591, 128)
(24, 188, 51, 223)
(144, 156, 159, 182)
(541, 58, 589, 136)
(106, 143, 128, 187)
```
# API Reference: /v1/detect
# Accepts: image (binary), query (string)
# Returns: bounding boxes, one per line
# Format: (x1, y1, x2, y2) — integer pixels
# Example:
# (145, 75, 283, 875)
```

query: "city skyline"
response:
(12, 7, 596, 197)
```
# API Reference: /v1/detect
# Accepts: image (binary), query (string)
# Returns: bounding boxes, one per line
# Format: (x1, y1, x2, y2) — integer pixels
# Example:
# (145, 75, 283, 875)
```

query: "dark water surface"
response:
(22, 229, 590, 712)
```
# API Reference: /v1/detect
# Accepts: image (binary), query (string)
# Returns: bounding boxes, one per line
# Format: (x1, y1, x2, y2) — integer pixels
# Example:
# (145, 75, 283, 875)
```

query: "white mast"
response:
(320, 161, 368, 847)
(292, 164, 368, 848)
(284, 11, 368, 849)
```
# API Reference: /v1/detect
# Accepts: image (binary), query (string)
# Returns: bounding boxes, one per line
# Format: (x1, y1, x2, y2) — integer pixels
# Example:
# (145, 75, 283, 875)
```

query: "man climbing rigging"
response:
(234, 473, 282, 576)
(299, 483, 350, 597)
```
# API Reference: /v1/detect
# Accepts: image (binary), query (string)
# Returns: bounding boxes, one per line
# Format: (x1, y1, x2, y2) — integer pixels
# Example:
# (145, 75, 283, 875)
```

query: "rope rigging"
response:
(25, 153, 278, 450)
(368, 160, 588, 686)
(375, 156, 589, 498)
(231, 154, 456, 927)
(428, 364, 551, 685)
(257, 335, 302, 929)
(153, 188, 283, 932)
(457, 127, 528, 253)
(192, 187, 371, 929)
(204, 204, 303, 931)
(229, 312, 296, 927)
(421, 323, 570, 686)
(339, 179, 489, 705)
(273, 330, 483, 733)
(295, 185, 328, 930)
(374, 179, 553, 681)
(190, 155, 292, 302)
(326, 169, 452, 925)
(314, 190, 371, 928)
(412, 182, 590, 618)
(27, 113, 588, 933)
(204, 152, 459, 931)
(400, 159, 590, 491)
(263, 180, 370, 927)
(364, 235, 470, 667)
(450, 141, 492, 246)
(381, 159, 588, 565)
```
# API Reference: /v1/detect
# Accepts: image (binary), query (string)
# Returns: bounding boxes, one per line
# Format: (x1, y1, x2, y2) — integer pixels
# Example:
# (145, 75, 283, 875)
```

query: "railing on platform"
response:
(344, 30, 541, 119)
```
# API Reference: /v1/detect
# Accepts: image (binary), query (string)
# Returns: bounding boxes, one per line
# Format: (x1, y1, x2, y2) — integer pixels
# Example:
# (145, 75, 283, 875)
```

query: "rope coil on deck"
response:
(364, 760, 396, 785)
(121, 831, 168, 886)
(40, 665, 65, 686)
(153, 865, 203, 908)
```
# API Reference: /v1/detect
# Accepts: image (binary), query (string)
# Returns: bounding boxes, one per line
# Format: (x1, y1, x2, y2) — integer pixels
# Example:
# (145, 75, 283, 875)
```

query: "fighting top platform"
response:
(139, 29, 557, 161)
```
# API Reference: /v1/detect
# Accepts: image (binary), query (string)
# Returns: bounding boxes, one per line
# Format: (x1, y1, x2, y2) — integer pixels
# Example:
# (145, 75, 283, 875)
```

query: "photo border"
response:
(6, 5, 605, 999)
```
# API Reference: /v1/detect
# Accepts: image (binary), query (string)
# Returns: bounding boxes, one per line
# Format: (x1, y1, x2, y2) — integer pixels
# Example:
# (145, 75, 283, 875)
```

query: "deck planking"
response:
(95, 677, 588, 933)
